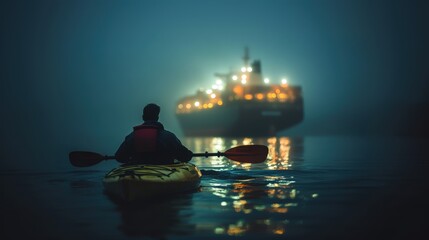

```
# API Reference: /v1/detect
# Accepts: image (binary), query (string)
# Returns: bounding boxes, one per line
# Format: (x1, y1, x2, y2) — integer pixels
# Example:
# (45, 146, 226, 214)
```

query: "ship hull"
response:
(176, 100, 303, 137)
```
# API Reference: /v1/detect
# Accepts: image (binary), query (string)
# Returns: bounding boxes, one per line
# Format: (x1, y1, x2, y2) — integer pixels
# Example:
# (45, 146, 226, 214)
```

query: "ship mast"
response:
(243, 47, 250, 67)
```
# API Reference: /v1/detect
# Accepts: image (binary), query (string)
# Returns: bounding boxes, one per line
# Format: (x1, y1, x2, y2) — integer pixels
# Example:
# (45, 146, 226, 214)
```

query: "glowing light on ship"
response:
(247, 67, 252, 72)
(211, 93, 216, 98)
(206, 89, 213, 94)
(232, 75, 238, 81)
(241, 67, 246, 72)
(194, 101, 200, 107)
(244, 94, 253, 100)
(241, 79, 247, 84)
(278, 93, 288, 101)
(264, 78, 270, 84)
(267, 92, 277, 100)
(233, 86, 243, 96)
(281, 78, 288, 84)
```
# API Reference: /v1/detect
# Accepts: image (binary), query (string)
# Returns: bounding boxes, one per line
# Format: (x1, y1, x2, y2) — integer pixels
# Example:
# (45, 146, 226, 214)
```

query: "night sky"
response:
(1, 0, 428, 170)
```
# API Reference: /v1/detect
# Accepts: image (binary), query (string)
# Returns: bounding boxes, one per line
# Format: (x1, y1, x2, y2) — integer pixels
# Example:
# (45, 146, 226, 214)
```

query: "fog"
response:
(1, 0, 428, 170)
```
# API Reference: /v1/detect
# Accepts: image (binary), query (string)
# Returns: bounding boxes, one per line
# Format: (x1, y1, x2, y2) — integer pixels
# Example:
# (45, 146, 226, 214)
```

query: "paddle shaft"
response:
(192, 152, 255, 158)
(106, 152, 251, 159)
(70, 144, 268, 167)
(193, 152, 222, 158)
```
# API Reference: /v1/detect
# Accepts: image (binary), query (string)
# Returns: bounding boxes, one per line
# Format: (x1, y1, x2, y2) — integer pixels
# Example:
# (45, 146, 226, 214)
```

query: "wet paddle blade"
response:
(69, 151, 105, 167)
(224, 145, 268, 163)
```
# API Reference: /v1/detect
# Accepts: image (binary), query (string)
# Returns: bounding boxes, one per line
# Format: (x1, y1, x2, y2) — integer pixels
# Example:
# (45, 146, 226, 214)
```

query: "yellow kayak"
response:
(103, 162, 202, 201)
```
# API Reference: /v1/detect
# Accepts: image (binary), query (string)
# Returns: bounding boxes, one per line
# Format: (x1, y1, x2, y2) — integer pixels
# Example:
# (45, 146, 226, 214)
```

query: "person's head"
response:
(142, 103, 160, 122)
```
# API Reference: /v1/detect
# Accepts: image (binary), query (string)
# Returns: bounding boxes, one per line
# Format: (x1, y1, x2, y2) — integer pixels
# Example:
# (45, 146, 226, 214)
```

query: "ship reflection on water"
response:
(184, 137, 310, 237)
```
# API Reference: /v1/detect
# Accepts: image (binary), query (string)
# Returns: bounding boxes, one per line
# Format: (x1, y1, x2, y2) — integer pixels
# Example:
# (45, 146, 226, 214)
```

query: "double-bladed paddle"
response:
(69, 145, 268, 167)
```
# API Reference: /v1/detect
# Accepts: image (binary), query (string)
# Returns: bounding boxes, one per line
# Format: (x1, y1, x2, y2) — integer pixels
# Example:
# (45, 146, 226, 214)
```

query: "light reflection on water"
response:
(183, 136, 307, 237)
(184, 136, 303, 170)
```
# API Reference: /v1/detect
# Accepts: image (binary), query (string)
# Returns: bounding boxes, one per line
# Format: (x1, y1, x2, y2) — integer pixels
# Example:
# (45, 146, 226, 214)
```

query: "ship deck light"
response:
(278, 93, 288, 101)
(256, 93, 264, 100)
(267, 92, 277, 100)
(244, 94, 253, 100)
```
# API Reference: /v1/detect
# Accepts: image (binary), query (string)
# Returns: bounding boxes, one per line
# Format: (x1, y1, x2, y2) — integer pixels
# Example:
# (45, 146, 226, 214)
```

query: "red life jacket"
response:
(133, 124, 159, 153)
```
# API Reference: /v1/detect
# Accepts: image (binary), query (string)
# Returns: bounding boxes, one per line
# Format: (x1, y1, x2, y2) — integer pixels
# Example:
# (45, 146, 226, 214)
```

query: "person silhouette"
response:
(115, 103, 193, 164)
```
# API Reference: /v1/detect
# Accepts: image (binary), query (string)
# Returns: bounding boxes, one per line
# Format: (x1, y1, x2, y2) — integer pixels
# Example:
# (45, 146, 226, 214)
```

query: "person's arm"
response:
(115, 133, 133, 163)
(175, 139, 193, 162)
(162, 131, 193, 162)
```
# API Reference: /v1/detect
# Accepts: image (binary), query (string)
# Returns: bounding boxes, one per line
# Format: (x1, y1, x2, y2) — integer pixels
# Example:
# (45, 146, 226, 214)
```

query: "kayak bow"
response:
(103, 162, 202, 201)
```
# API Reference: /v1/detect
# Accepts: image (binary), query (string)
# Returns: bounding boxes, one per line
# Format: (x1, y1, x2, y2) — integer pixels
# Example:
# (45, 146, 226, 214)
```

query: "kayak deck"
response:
(103, 162, 202, 202)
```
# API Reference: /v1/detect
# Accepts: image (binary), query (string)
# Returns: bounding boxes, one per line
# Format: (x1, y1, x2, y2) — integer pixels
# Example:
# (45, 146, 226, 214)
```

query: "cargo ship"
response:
(176, 48, 303, 137)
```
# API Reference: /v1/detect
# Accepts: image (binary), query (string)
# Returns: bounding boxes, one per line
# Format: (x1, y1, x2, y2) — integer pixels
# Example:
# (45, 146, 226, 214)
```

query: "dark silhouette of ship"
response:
(176, 48, 303, 137)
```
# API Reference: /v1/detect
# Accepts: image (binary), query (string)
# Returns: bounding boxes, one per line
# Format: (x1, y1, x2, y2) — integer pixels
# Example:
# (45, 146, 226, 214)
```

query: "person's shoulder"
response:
(159, 129, 177, 137)
(161, 129, 185, 142)
(124, 131, 134, 140)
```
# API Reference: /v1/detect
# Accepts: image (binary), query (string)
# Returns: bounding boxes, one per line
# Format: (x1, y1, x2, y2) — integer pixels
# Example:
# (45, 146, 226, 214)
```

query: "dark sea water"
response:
(1, 136, 428, 240)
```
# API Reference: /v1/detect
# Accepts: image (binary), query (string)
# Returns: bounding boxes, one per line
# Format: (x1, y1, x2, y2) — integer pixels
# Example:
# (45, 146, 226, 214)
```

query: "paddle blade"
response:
(69, 151, 105, 167)
(224, 145, 268, 163)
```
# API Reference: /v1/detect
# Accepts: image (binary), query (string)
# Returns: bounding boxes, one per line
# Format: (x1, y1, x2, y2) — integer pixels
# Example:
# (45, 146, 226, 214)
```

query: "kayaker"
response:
(115, 103, 193, 164)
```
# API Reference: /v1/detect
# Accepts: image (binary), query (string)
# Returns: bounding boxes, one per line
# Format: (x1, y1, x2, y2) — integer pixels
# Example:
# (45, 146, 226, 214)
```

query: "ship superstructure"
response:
(176, 48, 303, 137)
